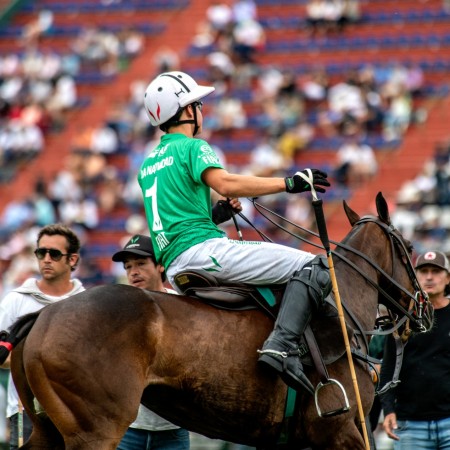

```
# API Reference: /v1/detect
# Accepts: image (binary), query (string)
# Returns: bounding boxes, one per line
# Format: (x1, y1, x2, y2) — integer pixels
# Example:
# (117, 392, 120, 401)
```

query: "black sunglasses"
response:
(34, 248, 71, 261)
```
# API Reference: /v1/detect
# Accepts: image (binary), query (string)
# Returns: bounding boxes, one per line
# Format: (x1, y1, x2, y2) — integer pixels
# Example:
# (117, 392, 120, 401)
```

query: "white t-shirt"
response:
(0, 277, 85, 417)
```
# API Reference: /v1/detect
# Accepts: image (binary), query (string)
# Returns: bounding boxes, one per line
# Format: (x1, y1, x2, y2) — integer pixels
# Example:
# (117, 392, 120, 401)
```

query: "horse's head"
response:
(341, 192, 434, 336)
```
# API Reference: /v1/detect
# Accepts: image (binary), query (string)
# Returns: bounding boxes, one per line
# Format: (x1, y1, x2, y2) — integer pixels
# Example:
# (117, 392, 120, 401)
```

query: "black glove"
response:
(285, 169, 330, 194)
(212, 200, 238, 225)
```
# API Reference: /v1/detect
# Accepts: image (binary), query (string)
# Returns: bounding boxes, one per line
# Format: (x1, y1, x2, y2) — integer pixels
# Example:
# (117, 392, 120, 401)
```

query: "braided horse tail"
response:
(0, 311, 41, 363)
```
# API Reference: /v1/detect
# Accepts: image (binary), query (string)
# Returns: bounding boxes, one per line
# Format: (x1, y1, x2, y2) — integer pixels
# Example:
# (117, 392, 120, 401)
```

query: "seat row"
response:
(22, 0, 189, 13)
(260, 8, 449, 29)
(0, 21, 165, 38)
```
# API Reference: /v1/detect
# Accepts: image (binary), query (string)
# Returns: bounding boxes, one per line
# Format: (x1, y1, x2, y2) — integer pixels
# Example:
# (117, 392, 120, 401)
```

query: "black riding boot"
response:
(258, 255, 331, 395)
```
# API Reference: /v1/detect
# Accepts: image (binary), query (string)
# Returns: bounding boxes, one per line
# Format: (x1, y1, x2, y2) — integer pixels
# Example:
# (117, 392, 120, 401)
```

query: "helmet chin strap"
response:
(192, 106, 200, 136)
(168, 105, 200, 136)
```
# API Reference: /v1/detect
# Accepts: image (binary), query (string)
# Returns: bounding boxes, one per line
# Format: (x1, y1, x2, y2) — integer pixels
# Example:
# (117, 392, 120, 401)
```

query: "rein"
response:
(244, 199, 429, 334)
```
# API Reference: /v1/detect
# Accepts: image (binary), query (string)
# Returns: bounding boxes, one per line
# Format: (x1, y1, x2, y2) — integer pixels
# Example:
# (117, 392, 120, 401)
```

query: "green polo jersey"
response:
(138, 133, 226, 269)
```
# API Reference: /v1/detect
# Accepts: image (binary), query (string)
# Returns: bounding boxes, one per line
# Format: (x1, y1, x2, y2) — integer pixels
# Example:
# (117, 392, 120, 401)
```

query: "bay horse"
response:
(1, 193, 433, 450)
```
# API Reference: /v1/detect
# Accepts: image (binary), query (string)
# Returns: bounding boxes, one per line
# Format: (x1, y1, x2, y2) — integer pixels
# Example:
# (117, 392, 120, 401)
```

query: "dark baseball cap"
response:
(112, 234, 156, 263)
(415, 251, 450, 272)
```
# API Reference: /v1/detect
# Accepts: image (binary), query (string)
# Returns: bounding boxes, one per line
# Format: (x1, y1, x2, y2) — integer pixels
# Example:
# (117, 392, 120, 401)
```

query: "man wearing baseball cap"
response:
(380, 250, 450, 449)
(112, 234, 168, 287)
(112, 234, 189, 450)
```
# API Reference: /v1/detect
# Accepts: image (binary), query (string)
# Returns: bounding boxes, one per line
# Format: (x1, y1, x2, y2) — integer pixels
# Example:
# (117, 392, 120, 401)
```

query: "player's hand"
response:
(212, 198, 242, 224)
(285, 169, 330, 194)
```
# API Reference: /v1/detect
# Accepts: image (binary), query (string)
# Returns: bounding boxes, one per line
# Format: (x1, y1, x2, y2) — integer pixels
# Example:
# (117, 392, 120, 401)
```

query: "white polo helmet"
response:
(144, 71, 215, 127)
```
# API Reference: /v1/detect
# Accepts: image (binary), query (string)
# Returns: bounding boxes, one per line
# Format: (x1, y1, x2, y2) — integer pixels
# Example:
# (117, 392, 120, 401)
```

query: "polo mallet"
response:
(298, 170, 370, 450)
(18, 397, 23, 447)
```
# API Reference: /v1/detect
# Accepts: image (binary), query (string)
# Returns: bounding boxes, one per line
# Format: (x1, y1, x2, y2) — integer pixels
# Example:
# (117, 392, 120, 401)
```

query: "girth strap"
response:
(304, 326, 329, 383)
(377, 332, 404, 395)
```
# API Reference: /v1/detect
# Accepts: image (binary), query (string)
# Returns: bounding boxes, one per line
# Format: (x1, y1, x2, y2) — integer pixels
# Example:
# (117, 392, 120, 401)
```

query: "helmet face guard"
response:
(144, 71, 215, 130)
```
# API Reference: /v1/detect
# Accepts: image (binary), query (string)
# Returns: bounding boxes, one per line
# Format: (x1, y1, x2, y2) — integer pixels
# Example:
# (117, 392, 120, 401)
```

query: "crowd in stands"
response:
(71, 24, 144, 75)
(392, 136, 450, 255)
(0, 49, 76, 177)
(0, 3, 149, 293)
(0, 17, 144, 180)
(0, 0, 443, 298)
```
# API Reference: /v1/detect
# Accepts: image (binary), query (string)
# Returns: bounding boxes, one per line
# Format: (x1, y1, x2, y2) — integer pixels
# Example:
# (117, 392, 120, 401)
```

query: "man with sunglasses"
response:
(0, 224, 85, 449)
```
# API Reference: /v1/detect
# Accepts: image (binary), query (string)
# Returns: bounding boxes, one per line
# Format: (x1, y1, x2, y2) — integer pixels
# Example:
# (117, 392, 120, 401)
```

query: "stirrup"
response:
(314, 378, 350, 418)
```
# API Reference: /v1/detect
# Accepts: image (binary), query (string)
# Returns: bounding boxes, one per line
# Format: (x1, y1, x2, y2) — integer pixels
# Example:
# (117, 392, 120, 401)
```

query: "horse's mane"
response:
(0, 311, 41, 364)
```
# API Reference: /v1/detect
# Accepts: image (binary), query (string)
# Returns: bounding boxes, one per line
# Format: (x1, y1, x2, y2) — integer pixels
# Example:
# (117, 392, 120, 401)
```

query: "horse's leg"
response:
(303, 364, 374, 450)
(304, 416, 367, 450)
(20, 415, 65, 450)
(11, 341, 65, 449)
(24, 356, 144, 450)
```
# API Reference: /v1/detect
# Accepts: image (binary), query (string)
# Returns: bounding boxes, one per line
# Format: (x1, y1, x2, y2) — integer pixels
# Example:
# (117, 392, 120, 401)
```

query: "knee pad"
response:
(294, 255, 331, 308)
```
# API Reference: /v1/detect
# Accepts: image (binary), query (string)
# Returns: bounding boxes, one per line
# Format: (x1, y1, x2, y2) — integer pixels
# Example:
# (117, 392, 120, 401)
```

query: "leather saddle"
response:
(173, 270, 352, 366)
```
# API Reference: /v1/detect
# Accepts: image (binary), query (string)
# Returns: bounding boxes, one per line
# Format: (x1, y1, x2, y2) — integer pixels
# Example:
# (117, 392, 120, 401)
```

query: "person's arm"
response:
(202, 167, 329, 199)
(203, 167, 285, 198)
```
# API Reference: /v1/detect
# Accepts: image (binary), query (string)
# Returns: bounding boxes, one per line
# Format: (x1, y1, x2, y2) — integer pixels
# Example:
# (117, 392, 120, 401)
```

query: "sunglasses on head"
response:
(34, 248, 70, 261)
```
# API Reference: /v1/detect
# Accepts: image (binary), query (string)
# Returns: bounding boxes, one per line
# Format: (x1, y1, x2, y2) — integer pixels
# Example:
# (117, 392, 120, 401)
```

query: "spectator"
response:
(206, 51, 235, 95)
(206, 0, 234, 41)
(20, 9, 54, 49)
(111, 234, 190, 450)
(322, 73, 368, 136)
(96, 166, 123, 214)
(0, 195, 35, 240)
(380, 250, 450, 449)
(209, 95, 247, 131)
(118, 27, 144, 66)
(153, 46, 180, 73)
(32, 179, 57, 227)
(305, 0, 327, 36)
(305, 0, 346, 36)
(334, 134, 378, 187)
(90, 124, 119, 155)
(231, 18, 265, 64)
(0, 224, 85, 450)
(382, 84, 412, 142)
(434, 143, 450, 206)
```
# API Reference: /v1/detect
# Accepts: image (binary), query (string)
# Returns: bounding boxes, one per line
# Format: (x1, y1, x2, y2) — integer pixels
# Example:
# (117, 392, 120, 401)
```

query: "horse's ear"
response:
(375, 192, 391, 225)
(343, 200, 360, 226)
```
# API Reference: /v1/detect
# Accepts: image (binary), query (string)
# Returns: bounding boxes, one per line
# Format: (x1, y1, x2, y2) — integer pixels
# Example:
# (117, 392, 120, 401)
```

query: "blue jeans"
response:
(9, 412, 32, 450)
(117, 427, 190, 450)
(394, 418, 450, 449)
